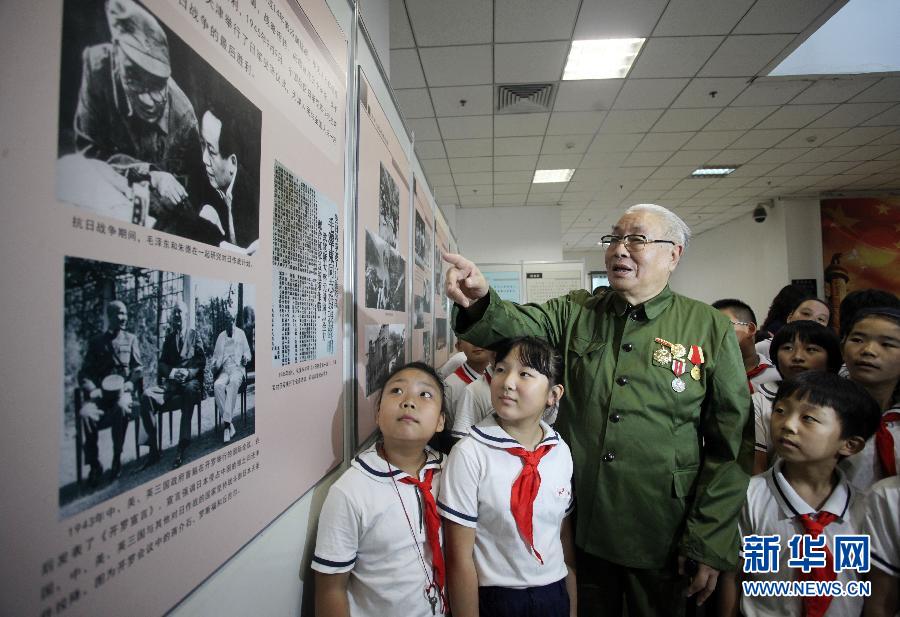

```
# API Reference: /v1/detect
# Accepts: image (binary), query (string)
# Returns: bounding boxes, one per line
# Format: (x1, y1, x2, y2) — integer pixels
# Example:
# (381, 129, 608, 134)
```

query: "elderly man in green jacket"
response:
(444, 203, 750, 616)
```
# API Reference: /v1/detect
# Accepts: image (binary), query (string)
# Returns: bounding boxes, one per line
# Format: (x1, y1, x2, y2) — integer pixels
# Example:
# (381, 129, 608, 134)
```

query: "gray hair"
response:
(624, 203, 692, 250)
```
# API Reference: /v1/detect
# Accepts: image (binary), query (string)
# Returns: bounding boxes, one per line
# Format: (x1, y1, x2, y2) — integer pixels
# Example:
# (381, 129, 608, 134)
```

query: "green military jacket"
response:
(453, 284, 751, 570)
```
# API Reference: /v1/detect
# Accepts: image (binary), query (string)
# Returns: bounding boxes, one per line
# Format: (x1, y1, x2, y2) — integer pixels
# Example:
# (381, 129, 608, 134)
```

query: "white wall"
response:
(455, 206, 563, 262)
(670, 197, 823, 320)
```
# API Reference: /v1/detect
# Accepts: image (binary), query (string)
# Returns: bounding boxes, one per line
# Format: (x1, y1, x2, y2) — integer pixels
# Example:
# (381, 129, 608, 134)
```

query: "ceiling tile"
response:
(636, 132, 696, 151)
(581, 150, 632, 167)
(541, 134, 593, 155)
(494, 136, 544, 155)
(666, 150, 719, 165)
(653, 0, 755, 35)
(600, 109, 665, 133)
(705, 106, 778, 130)
(811, 160, 867, 176)
(807, 102, 893, 128)
(554, 80, 623, 112)
(495, 41, 569, 83)
(547, 111, 607, 135)
(407, 117, 441, 141)
(456, 184, 493, 196)
(449, 157, 493, 173)
(394, 88, 434, 118)
(494, 155, 539, 171)
(708, 149, 765, 164)
(494, 183, 532, 194)
(730, 129, 796, 149)
(750, 148, 811, 163)
(494, 113, 551, 138)
(406, 0, 492, 46)
(495, 0, 581, 42)
(792, 147, 856, 164)
(775, 127, 846, 148)
(458, 194, 494, 206)
(682, 130, 745, 150)
(651, 165, 698, 179)
(528, 194, 565, 205)
(390, 0, 416, 48)
(573, 0, 668, 38)
(630, 36, 723, 79)
(422, 158, 451, 174)
(415, 141, 447, 159)
(826, 126, 896, 148)
(419, 45, 492, 87)
(871, 129, 900, 146)
(851, 78, 900, 103)
(538, 154, 584, 168)
(390, 49, 426, 89)
(493, 194, 529, 205)
(847, 160, 899, 174)
(437, 115, 493, 139)
(698, 35, 796, 77)
(616, 167, 657, 179)
(837, 145, 899, 162)
(863, 104, 900, 126)
(624, 150, 673, 166)
(734, 0, 836, 34)
(791, 77, 881, 104)
(444, 138, 492, 157)
(494, 171, 534, 184)
(730, 80, 811, 106)
(652, 108, 720, 132)
(453, 171, 494, 186)
(671, 77, 751, 108)
(430, 85, 493, 116)
(586, 134, 644, 153)
(754, 104, 835, 129)
(729, 162, 779, 177)
(427, 173, 455, 187)
(433, 185, 458, 199)
(613, 78, 689, 109)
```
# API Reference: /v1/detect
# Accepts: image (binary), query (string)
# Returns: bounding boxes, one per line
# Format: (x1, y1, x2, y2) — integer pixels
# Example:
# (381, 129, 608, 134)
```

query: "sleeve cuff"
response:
(438, 500, 478, 528)
(311, 554, 357, 573)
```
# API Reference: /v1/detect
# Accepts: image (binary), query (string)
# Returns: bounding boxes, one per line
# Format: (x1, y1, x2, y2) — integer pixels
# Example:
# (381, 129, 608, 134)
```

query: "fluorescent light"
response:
(533, 169, 575, 183)
(691, 167, 737, 178)
(563, 38, 645, 80)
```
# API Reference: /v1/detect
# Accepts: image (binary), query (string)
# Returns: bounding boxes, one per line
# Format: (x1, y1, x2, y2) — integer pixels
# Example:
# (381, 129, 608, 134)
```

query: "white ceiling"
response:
(386, 0, 900, 249)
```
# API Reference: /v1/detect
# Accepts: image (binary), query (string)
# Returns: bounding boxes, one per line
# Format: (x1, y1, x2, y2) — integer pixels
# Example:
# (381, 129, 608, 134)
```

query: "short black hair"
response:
(774, 372, 881, 441)
(769, 320, 842, 374)
(375, 361, 451, 452)
(760, 284, 807, 334)
(789, 296, 832, 327)
(203, 104, 243, 161)
(840, 290, 900, 336)
(712, 298, 757, 325)
(492, 336, 562, 387)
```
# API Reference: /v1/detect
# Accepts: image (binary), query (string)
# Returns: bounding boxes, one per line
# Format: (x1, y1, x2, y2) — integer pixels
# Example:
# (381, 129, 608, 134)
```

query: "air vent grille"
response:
(496, 83, 555, 114)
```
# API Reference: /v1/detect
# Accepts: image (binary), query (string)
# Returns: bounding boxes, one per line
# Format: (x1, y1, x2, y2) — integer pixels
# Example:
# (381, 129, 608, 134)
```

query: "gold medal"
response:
(653, 348, 672, 366)
(671, 343, 687, 359)
(690, 365, 701, 381)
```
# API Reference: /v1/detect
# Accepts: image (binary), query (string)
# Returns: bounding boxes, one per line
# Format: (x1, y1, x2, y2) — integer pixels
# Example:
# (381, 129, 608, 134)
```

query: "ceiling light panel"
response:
(563, 39, 646, 80)
(533, 169, 576, 183)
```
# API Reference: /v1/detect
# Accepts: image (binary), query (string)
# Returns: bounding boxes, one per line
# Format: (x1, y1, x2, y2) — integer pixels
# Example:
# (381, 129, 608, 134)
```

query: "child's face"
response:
(491, 347, 562, 425)
(719, 308, 756, 351)
(788, 299, 830, 327)
(376, 368, 445, 444)
(770, 394, 855, 464)
(458, 340, 493, 366)
(776, 335, 829, 381)
(843, 316, 900, 388)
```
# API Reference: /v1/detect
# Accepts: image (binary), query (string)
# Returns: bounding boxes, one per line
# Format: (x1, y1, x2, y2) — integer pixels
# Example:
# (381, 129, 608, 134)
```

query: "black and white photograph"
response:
(423, 275, 432, 314)
(377, 162, 400, 248)
(61, 256, 256, 518)
(56, 0, 263, 255)
(414, 294, 426, 329)
(414, 210, 431, 271)
(363, 324, 406, 397)
(435, 317, 447, 351)
(364, 229, 406, 312)
(434, 242, 444, 302)
(422, 330, 433, 367)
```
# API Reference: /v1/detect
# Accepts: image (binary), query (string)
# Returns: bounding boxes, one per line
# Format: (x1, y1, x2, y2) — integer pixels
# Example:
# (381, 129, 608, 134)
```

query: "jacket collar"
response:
(608, 284, 675, 321)
(351, 443, 443, 484)
(470, 414, 559, 450)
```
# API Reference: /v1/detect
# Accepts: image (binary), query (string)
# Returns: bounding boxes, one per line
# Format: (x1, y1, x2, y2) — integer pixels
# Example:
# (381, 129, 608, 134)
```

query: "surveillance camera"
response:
(752, 204, 767, 223)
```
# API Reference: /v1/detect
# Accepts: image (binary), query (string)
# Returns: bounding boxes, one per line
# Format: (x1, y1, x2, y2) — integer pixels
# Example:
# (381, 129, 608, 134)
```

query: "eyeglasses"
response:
(599, 234, 676, 252)
(730, 321, 751, 327)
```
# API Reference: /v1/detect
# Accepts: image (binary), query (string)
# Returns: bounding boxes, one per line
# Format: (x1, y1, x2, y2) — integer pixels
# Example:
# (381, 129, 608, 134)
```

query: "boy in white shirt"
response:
(720, 372, 882, 617)
(863, 476, 900, 617)
(443, 340, 493, 435)
(713, 298, 780, 393)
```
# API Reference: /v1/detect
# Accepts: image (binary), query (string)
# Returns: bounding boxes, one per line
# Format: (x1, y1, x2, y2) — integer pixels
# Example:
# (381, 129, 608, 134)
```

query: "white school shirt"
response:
(450, 368, 493, 439)
(839, 402, 900, 495)
(753, 381, 780, 460)
(312, 445, 446, 617)
(439, 415, 574, 589)
(739, 461, 865, 617)
(437, 351, 467, 378)
(756, 339, 772, 364)
(748, 356, 780, 394)
(444, 362, 483, 423)
(865, 476, 900, 579)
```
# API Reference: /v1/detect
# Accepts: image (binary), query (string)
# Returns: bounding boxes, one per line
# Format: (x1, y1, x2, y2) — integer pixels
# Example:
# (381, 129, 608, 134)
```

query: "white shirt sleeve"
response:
(752, 392, 771, 454)
(438, 440, 481, 528)
(865, 478, 900, 577)
(312, 483, 360, 574)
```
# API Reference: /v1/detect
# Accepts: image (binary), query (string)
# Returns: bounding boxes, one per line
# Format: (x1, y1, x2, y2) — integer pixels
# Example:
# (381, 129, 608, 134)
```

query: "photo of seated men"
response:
(56, 0, 261, 254)
(61, 257, 256, 518)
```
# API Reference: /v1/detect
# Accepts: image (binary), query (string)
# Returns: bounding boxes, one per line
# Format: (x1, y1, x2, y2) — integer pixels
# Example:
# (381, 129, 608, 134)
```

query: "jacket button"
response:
(622, 343, 633, 352)
(603, 452, 616, 462)
(616, 376, 629, 386)
(610, 413, 621, 423)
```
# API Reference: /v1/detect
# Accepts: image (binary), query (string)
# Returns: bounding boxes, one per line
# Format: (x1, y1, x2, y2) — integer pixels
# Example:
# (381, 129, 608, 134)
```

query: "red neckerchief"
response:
(505, 444, 554, 563)
(875, 411, 900, 477)
(399, 469, 446, 605)
(796, 512, 839, 617)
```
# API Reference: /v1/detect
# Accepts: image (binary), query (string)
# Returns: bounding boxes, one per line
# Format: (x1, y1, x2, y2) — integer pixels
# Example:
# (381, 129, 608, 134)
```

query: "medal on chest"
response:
(654, 339, 705, 391)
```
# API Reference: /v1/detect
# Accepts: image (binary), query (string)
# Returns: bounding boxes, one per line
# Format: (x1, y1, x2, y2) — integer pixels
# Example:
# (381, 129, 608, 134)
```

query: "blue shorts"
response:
(478, 578, 570, 617)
